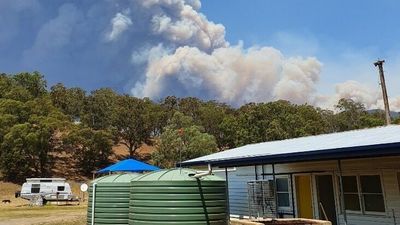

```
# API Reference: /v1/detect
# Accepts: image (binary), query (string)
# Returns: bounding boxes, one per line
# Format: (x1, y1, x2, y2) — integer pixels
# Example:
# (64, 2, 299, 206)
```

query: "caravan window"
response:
(40, 180, 52, 183)
(57, 186, 65, 191)
(31, 184, 40, 193)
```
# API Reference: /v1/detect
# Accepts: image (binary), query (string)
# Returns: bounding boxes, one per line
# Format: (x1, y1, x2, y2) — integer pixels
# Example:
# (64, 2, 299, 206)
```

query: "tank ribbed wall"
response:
(87, 173, 139, 225)
(129, 169, 227, 225)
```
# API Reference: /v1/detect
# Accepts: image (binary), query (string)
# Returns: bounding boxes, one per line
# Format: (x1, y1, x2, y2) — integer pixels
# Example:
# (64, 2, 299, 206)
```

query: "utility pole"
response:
(374, 60, 391, 125)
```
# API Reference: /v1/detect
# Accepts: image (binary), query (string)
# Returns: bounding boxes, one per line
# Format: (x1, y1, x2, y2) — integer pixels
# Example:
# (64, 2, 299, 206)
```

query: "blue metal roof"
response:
(181, 125, 400, 167)
(97, 159, 159, 174)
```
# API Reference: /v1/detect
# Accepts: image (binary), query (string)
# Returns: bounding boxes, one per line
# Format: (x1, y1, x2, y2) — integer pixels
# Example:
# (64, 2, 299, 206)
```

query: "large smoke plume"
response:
(0, 0, 398, 110)
(128, 0, 322, 106)
(133, 45, 321, 105)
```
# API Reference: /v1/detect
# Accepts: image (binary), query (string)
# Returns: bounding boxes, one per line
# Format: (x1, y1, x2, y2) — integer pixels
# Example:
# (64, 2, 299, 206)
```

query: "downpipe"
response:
(193, 164, 212, 178)
(91, 183, 96, 225)
(195, 167, 236, 174)
(193, 164, 237, 178)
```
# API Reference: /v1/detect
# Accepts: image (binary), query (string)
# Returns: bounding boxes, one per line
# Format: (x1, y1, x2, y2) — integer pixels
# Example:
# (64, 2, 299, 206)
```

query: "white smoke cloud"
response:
(335, 81, 379, 108)
(149, 2, 227, 51)
(132, 44, 322, 105)
(106, 12, 133, 42)
(389, 97, 400, 111)
(273, 57, 321, 104)
(128, 0, 322, 106)
(131, 44, 171, 65)
(315, 80, 400, 111)
(141, 0, 201, 11)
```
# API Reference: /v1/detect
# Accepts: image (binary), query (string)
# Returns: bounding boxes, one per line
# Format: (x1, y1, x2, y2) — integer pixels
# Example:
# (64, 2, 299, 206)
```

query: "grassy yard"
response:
(0, 205, 86, 225)
(36, 217, 86, 225)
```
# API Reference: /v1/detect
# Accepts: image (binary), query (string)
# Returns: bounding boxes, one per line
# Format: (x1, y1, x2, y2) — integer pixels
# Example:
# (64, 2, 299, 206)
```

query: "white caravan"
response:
(17, 178, 77, 203)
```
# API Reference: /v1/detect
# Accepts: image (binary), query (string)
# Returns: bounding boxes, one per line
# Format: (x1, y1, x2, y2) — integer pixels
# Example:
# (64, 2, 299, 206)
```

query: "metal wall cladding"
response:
(87, 173, 140, 225)
(129, 169, 228, 225)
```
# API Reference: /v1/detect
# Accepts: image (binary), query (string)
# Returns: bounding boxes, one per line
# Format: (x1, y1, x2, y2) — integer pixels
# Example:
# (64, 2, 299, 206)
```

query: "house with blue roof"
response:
(181, 125, 400, 225)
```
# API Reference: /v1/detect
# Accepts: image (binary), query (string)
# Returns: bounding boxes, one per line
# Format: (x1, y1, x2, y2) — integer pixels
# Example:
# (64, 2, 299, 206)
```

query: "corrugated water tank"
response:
(129, 168, 227, 225)
(87, 173, 140, 225)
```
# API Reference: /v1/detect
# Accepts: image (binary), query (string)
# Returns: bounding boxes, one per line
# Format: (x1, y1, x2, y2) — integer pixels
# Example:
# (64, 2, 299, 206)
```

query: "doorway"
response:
(295, 175, 313, 219)
(316, 175, 337, 225)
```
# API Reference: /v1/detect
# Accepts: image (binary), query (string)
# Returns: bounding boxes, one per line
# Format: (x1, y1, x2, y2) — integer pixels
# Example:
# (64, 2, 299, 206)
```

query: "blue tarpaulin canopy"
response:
(97, 159, 159, 174)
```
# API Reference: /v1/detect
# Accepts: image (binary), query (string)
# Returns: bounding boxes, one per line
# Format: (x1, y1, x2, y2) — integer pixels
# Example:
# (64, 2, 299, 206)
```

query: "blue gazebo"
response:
(97, 159, 159, 174)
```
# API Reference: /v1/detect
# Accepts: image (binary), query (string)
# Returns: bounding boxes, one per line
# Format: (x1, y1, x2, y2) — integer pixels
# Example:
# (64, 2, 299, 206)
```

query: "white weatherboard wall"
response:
(214, 166, 256, 217)
(215, 156, 400, 225)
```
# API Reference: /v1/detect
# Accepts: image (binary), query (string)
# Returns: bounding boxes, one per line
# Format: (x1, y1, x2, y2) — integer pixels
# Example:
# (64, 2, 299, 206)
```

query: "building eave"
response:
(179, 142, 400, 167)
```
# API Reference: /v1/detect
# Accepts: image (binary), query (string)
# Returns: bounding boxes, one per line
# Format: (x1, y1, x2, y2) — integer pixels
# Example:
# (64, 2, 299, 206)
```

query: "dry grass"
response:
(112, 143, 155, 161)
(0, 205, 86, 225)
(0, 181, 28, 206)
(49, 150, 88, 181)
(35, 215, 86, 225)
(0, 205, 86, 219)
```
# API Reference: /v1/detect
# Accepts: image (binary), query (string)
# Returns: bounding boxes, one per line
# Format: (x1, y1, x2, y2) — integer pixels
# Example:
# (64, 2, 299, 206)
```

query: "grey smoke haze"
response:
(0, 0, 397, 109)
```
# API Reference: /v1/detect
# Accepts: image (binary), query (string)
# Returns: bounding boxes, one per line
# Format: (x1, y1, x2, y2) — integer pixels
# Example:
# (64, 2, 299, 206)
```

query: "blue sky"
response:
(1, 0, 399, 109)
(201, 0, 400, 95)
(202, 0, 400, 51)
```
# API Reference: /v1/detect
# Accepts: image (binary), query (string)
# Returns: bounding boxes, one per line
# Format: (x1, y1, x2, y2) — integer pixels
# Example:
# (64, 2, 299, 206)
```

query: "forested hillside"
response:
(0, 72, 392, 182)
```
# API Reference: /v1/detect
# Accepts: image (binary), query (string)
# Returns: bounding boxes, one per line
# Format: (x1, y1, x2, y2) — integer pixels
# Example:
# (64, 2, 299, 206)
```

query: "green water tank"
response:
(129, 168, 227, 225)
(87, 173, 140, 225)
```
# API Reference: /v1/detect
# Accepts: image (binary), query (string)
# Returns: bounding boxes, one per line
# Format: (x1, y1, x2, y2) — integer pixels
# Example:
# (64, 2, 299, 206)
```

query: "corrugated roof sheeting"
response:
(182, 125, 400, 166)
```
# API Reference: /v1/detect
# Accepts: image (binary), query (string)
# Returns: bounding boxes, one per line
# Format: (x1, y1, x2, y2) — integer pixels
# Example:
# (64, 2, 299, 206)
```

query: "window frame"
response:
(275, 175, 292, 211)
(339, 173, 386, 216)
(359, 174, 386, 215)
(342, 175, 362, 214)
(57, 186, 65, 192)
(31, 184, 41, 194)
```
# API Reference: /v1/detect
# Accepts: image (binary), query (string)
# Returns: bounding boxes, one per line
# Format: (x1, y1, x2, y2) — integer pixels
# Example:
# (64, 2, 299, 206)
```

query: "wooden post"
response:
(374, 60, 391, 125)
(338, 160, 348, 225)
(272, 164, 278, 218)
(290, 174, 296, 218)
(225, 167, 230, 222)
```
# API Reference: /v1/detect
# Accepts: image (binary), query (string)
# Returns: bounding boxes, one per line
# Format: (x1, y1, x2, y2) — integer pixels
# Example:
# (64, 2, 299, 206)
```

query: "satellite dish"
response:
(80, 183, 88, 192)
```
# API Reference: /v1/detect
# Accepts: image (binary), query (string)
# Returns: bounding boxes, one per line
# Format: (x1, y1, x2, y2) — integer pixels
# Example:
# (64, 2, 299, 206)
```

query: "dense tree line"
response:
(0, 72, 389, 182)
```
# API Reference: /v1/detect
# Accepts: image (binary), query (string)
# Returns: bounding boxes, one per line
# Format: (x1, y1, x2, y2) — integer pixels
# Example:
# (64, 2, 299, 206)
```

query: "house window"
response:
(343, 176, 361, 211)
(276, 178, 290, 208)
(57, 186, 65, 192)
(360, 175, 385, 212)
(31, 184, 40, 193)
(340, 174, 385, 214)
